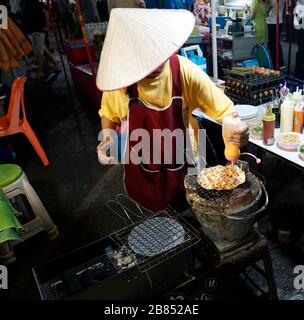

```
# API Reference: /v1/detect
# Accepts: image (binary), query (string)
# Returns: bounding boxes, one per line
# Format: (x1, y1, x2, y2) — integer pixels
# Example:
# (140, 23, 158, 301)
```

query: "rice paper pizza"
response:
(197, 164, 246, 191)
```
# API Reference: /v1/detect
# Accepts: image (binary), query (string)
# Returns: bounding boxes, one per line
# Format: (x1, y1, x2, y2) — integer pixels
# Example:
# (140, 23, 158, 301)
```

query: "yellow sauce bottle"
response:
(222, 114, 243, 163)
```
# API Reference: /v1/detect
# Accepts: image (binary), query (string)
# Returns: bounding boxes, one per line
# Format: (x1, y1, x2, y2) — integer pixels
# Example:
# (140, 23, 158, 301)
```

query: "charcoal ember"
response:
(113, 246, 137, 271)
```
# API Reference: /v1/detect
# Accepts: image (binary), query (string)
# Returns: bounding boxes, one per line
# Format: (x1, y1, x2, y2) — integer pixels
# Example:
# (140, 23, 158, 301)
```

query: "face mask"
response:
(294, 3, 304, 30)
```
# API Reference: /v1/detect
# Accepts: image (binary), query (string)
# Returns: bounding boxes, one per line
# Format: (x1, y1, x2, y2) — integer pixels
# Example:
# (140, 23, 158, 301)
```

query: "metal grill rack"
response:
(189, 160, 265, 203)
(107, 195, 201, 273)
(195, 174, 252, 202)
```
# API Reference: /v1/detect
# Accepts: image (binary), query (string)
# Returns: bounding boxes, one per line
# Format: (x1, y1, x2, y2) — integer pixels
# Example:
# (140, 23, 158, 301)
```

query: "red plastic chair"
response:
(0, 76, 49, 166)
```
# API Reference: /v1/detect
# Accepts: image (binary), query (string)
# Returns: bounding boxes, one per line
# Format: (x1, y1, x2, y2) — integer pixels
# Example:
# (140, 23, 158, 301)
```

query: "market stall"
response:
(27, 7, 286, 301)
(2, 0, 304, 304)
(50, 0, 104, 107)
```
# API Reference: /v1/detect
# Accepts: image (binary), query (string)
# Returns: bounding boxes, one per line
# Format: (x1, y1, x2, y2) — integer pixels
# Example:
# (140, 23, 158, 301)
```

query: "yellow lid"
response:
(263, 105, 275, 122)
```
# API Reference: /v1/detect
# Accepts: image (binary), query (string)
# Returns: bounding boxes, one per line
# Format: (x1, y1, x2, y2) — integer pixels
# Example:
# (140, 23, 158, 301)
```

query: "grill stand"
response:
(205, 230, 258, 260)
(194, 230, 278, 300)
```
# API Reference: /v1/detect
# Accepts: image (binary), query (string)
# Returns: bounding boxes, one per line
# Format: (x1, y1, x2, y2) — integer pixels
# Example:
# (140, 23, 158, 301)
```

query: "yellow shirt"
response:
(99, 55, 234, 128)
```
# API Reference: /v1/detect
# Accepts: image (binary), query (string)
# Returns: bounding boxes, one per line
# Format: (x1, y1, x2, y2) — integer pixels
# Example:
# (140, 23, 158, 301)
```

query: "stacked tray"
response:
(224, 67, 284, 106)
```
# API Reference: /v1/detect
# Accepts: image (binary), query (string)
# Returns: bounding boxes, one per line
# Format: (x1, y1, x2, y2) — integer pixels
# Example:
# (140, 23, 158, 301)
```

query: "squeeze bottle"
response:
(294, 103, 304, 133)
(222, 114, 243, 163)
(263, 106, 276, 146)
(280, 98, 294, 133)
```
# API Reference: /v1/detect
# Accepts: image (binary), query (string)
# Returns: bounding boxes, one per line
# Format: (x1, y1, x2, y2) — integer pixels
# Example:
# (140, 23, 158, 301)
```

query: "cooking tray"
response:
(223, 69, 284, 94)
(225, 78, 283, 92)
(223, 68, 284, 81)
(224, 89, 273, 106)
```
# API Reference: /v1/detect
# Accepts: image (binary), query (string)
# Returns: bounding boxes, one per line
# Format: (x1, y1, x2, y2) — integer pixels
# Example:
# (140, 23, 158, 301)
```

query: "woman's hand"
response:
(225, 112, 250, 147)
(97, 116, 120, 165)
(97, 137, 115, 165)
(97, 127, 117, 165)
(227, 127, 250, 147)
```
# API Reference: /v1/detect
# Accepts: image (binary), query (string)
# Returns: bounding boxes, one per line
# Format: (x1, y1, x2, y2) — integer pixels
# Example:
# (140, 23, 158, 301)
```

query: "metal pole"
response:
(48, 0, 73, 99)
(276, 0, 280, 70)
(287, 1, 292, 75)
(211, 0, 218, 82)
(48, 0, 89, 147)
(75, 0, 96, 78)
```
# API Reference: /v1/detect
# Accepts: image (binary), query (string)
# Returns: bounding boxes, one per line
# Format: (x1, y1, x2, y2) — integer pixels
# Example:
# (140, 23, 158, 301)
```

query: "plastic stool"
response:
(0, 164, 59, 241)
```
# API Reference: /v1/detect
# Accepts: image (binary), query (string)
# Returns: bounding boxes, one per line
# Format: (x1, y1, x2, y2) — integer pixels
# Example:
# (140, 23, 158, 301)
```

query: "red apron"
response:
(124, 55, 188, 212)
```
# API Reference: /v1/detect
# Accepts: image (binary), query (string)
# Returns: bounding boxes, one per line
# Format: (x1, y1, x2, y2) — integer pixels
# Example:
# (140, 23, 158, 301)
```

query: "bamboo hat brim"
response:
(96, 9, 195, 91)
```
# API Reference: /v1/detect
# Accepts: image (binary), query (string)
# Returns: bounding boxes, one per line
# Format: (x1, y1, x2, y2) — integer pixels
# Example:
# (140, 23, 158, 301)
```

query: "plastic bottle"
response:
(294, 103, 304, 133)
(280, 97, 294, 133)
(292, 88, 303, 106)
(263, 106, 276, 146)
(222, 114, 244, 163)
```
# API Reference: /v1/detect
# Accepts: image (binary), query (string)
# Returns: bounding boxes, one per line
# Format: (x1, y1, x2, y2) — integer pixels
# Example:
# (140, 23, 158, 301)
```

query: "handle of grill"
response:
(115, 194, 147, 219)
(221, 182, 269, 221)
(105, 194, 149, 226)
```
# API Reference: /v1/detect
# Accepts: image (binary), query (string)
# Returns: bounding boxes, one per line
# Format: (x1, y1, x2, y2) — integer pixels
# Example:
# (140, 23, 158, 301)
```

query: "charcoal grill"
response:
(185, 164, 268, 259)
(106, 195, 200, 273)
(33, 195, 200, 300)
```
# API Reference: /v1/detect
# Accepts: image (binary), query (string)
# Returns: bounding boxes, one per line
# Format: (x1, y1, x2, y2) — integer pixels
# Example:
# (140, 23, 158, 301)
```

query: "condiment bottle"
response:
(263, 105, 276, 146)
(280, 98, 294, 133)
(294, 103, 304, 133)
(222, 114, 243, 163)
(292, 88, 303, 105)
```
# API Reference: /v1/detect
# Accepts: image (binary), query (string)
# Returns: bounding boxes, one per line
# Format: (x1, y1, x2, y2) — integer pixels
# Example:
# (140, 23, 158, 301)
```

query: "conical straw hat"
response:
(96, 8, 195, 91)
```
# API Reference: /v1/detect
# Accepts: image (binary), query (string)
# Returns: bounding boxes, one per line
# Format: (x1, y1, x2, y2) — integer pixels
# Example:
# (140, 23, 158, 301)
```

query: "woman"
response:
(22, 0, 61, 79)
(267, 0, 285, 68)
(252, 0, 272, 44)
(56, 0, 78, 39)
(79, 0, 101, 22)
(194, 0, 211, 27)
(96, 9, 249, 212)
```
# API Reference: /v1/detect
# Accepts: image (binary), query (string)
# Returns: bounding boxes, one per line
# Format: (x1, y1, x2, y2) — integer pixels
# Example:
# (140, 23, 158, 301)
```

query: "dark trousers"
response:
(298, 29, 304, 49)
(268, 24, 284, 68)
(295, 29, 304, 79)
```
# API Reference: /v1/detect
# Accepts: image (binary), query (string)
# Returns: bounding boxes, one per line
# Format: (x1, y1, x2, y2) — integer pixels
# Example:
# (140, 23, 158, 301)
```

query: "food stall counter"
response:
(249, 129, 304, 169)
(192, 108, 304, 170)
